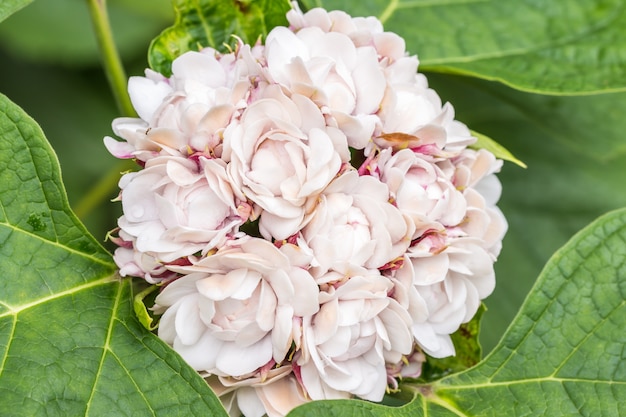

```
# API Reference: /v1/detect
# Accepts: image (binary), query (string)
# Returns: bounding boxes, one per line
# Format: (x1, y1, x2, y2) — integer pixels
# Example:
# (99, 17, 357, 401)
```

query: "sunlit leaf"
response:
(424, 73, 626, 350)
(0, 0, 32, 23)
(0, 94, 227, 417)
(303, 0, 626, 94)
(470, 130, 526, 168)
(149, 0, 291, 76)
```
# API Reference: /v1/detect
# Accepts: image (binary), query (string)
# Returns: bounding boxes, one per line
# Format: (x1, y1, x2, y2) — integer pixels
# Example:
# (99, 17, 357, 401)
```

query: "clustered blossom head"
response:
(105, 4, 507, 417)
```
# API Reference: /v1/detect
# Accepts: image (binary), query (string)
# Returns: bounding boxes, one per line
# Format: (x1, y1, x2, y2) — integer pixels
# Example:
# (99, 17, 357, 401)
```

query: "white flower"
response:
(208, 370, 308, 417)
(383, 148, 507, 358)
(264, 23, 385, 149)
(116, 156, 245, 265)
(104, 4, 509, 415)
(223, 85, 347, 240)
(375, 148, 467, 239)
(300, 170, 412, 276)
(105, 47, 260, 162)
(298, 269, 413, 401)
(111, 239, 176, 284)
(374, 67, 475, 157)
(445, 148, 508, 257)
(286, 5, 407, 61)
(154, 237, 319, 376)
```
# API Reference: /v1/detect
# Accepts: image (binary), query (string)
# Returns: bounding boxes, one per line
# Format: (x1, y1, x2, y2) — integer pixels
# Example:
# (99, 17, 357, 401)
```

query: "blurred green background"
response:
(2, 0, 625, 354)
(0, 0, 175, 237)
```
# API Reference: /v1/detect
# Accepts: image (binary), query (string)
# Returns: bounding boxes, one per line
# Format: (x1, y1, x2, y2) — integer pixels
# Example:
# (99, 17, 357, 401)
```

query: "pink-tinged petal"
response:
(154, 274, 203, 307)
(271, 304, 294, 360)
(256, 281, 278, 331)
(312, 300, 339, 345)
(317, 325, 351, 357)
(373, 31, 406, 60)
(290, 268, 320, 316)
(353, 48, 385, 114)
(256, 376, 309, 417)
(103, 136, 134, 159)
(299, 360, 347, 400)
(412, 322, 456, 358)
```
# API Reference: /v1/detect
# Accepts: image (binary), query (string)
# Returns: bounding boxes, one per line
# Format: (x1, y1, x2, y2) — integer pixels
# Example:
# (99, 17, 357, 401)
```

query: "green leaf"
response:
(133, 284, 159, 331)
(0, 93, 228, 416)
(288, 208, 626, 416)
(149, 0, 292, 76)
(0, 0, 32, 23)
(302, 0, 626, 94)
(470, 130, 526, 168)
(422, 73, 626, 350)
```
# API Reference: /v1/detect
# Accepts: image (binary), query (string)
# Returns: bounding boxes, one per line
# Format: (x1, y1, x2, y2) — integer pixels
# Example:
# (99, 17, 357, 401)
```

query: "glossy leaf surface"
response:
(0, 94, 227, 417)
(303, 0, 626, 94)
(149, 0, 291, 75)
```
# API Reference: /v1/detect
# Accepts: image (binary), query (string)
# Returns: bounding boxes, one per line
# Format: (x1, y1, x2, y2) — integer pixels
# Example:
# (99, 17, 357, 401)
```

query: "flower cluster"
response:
(106, 5, 507, 417)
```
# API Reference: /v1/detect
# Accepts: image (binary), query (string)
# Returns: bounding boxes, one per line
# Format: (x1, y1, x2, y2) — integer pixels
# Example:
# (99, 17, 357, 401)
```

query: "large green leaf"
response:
(148, 0, 292, 75)
(288, 207, 626, 416)
(0, 93, 228, 416)
(422, 73, 626, 350)
(0, 0, 32, 23)
(302, 0, 626, 94)
(0, 49, 131, 242)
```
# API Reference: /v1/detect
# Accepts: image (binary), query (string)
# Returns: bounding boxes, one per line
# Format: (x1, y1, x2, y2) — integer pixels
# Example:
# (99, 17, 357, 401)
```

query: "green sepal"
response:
(470, 130, 527, 168)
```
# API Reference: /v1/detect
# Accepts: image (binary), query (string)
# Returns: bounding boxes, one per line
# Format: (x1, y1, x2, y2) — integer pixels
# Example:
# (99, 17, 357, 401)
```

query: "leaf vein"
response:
(550, 299, 626, 379)
(484, 249, 605, 381)
(420, 2, 624, 66)
(107, 349, 157, 417)
(0, 276, 115, 318)
(84, 281, 123, 416)
(194, 0, 215, 48)
(439, 375, 626, 391)
(0, 315, 17, 377)
(0, 222, 113, 268)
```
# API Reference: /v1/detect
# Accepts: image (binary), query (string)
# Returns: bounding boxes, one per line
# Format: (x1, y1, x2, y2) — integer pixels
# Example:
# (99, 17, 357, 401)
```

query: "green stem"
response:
(86, 0, 136, 117)
(73, 159, 136, 220)
(76, 0, 137, 221)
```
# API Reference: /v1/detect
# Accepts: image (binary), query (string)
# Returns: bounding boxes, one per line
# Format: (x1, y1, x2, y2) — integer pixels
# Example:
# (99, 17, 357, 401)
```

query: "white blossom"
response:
(208, 370, 308, 417)
(114, 155, 246, 276)
(105, 4, 509, 416)
(382, 147, 507, 358)
(298, 269, 413, 401)
(154, 237, 319, 376)
(300, 170, 412, 276)
(264, 23, 385, 149)
(223, 85, 347, 240)
(105, 47, 261, 162)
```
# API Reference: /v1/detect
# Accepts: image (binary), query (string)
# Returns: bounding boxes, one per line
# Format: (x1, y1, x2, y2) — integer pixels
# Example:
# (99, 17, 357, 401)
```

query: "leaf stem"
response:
(78, 0, 137, 221)
(73, 159, 136, 220)
(86, 0, 136, 117)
